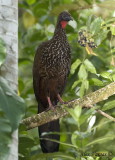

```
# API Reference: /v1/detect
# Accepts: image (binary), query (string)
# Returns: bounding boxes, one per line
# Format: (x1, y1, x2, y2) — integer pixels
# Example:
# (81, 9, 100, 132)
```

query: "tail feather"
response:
(38, 103, 60, 153)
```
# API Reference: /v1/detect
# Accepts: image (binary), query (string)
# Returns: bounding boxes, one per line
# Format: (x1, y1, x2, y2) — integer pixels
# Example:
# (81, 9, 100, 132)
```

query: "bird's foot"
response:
(57, 94, 67, 105)
(46, 96, 55, 111)
(46, 105, 55, 111)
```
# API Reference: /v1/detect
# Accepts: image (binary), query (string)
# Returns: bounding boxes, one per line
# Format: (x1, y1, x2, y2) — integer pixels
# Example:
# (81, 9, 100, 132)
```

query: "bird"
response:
(33, 11, 73, 153)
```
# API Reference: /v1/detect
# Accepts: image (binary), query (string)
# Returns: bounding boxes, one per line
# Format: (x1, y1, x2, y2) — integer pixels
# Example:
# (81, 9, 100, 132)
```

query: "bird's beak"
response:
(69, 16, 73, 21)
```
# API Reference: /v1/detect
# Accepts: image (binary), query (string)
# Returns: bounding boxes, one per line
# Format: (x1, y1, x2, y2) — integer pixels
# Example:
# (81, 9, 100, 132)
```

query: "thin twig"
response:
(96, 109, 115, 122)
(87, 104, 115, 122)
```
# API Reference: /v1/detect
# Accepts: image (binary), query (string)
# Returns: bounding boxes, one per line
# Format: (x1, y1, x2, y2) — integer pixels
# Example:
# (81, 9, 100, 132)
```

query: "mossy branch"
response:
(22, 82, 115, 130)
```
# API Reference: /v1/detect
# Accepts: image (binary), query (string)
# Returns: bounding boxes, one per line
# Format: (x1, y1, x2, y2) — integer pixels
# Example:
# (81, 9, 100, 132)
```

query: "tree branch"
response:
(87, 104, 115, 122)
(96, 109, 115, 121)
(22, 82, 115, 130)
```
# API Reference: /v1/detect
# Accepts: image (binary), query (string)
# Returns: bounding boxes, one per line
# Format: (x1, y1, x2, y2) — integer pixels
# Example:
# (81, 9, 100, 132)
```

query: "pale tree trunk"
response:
(0, 0, 18, 159)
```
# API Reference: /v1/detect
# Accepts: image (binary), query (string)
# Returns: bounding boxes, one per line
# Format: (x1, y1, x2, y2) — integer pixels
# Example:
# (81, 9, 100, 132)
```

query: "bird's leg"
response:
(57, 94, 64, 104)
(47, 96, 54, 110)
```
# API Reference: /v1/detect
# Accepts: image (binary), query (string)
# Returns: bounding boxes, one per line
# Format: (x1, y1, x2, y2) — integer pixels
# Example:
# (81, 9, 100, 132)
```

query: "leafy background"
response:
(18, 0, 115, 160)
(0, 0, 115, 160)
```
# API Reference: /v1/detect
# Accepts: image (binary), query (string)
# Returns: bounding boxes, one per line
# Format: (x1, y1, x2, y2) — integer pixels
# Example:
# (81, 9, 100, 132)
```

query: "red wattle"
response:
(61, 21, 68, 28)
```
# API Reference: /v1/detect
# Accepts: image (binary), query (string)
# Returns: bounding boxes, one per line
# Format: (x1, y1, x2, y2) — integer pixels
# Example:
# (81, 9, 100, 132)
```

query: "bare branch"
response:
(96, 109, 115, 122)
(87, 104, 115, 122)
(22, 82, 115, 130)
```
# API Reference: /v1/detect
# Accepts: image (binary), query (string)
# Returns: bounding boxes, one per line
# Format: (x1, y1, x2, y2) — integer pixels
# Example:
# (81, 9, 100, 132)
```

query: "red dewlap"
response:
(61, 21, 68, 28)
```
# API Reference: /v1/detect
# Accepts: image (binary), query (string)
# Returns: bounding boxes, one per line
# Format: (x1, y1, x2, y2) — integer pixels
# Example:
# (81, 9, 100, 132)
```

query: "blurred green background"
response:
(18, 0, 115, 160)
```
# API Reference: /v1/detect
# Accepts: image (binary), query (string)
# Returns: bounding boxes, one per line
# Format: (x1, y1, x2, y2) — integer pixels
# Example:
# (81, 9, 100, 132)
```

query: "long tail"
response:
(38, 102, 60, 153)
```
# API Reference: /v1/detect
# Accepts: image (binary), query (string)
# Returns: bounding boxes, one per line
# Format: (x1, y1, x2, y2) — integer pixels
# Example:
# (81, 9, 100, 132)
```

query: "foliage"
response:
(0, 76, 25, 160)
(17, 0, 115, 159)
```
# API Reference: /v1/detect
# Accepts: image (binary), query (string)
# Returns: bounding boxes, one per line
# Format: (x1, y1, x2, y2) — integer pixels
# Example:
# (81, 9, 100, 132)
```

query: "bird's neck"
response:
(53, 22, 67, 41)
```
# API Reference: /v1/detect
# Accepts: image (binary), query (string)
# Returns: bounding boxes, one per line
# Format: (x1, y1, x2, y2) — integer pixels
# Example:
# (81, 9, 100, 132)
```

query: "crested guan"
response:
(33, 11, 73, 153)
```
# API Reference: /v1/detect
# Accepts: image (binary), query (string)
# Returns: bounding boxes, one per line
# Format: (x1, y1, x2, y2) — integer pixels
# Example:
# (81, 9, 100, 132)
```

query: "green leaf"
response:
(71, 132, 78, 147)
(31, 152, 76, 160)
(74, 105, 82, 120)
(0, 76, 25, 130)
(86, 15, 94, 30)
(84, 59, 97, 74)
(79, 108, 96, 125)
(70, 59, 81, 74)
(86, 136, 115, 146)
(0, 145, 10, 160)
(81, 158, 86, 160)
(112, 73, 115, 81)
(66, 108, 78, 122)
(71, 131, 92, 149)
(39, 136, 76, 151)
(19, 136, 35, 157)
(26, 0, 36, 5)
(71, 80, 81, 89)
(78, 64, 88, 80)
(89, 78, 103, 86)
(19, 136, 35, 148)
(23, 11, 36, 28)
(79, 81, 85, 97)
(95, 29, 109, 46)
(100, 71, 112, 80)
(66, 106, 81, 124)
(100, 71, 115, 81)
(84, 80, 89, 90)
(0, 109, 11, 160)
(0, 38, 6, 66)
(110, 25, 115, 35)
(87, 157, 94, 160)
(90, 17, 103, 35)
(102, 100, 115, 111)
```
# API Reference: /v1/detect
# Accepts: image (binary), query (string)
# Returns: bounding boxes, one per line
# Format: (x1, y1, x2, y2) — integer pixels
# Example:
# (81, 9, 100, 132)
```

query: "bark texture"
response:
(0, 0, 18, 159)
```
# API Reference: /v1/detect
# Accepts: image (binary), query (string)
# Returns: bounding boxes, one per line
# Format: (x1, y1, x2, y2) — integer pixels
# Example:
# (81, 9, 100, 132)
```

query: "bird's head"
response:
(58, 11, 73, 29)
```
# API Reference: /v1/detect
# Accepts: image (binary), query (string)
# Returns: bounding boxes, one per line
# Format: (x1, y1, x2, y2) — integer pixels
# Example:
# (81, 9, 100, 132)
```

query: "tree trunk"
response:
(0, 0, 18, 159)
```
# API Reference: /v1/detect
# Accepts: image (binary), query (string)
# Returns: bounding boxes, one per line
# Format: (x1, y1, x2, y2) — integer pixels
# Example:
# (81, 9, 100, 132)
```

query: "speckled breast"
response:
(41, 39, 71, 77)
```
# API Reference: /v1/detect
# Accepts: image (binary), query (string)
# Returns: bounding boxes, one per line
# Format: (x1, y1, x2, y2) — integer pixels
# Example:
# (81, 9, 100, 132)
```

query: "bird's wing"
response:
(33, 41, 48, 101)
